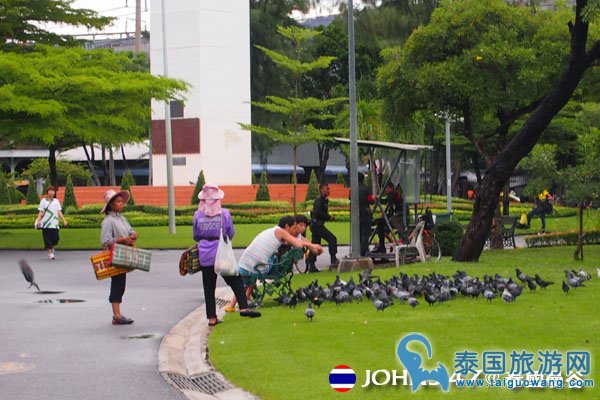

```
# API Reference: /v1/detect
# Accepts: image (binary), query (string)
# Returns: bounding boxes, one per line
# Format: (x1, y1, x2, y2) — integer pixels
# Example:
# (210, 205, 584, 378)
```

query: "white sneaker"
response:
(49, 253, 55, 260)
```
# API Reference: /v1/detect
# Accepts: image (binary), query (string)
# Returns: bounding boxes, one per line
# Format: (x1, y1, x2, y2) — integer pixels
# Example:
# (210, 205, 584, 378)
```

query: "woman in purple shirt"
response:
(193, 183, 260, 326)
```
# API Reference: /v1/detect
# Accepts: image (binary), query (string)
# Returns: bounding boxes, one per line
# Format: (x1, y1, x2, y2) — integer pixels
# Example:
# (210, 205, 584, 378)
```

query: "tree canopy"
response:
(0, 46, 187, 185)
(0, 0, 112, 49)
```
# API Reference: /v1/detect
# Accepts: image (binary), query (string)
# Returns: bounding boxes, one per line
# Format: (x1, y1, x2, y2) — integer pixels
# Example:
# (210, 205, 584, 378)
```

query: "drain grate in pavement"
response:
(164, 371, 233, 395)
(215, 298, 229, 308)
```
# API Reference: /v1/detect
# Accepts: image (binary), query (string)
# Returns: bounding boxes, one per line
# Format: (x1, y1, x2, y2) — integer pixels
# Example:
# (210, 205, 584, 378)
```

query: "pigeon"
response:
(373, 299, 390, 311)
(562, 281, 570, 294)
(534, 274, 554, 289)
(19, 260, 40, 292)
(515, 268, 531, 284)
(526, 279, 537, 292)
(577, 269, 591, 281)
(312, 296, 324, 308)
(407, 297, 419, 308)
(483, 289, 496, 302)
(304, 303, 315, 321)
(501, 288, 514, 303)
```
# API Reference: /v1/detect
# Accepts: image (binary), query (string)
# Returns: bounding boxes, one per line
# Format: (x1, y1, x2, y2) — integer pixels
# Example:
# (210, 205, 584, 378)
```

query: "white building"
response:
(149, 0, 252, 186)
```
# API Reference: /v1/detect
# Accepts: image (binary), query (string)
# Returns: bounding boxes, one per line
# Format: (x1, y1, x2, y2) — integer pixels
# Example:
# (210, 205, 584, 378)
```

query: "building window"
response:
(170, 100, 184, 118)
(173, 157, 186, 166)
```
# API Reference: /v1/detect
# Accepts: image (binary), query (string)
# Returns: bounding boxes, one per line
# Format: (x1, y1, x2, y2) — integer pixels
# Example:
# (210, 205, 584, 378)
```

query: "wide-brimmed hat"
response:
(101, 189, 130, 213)
(198, 183, 224, 200)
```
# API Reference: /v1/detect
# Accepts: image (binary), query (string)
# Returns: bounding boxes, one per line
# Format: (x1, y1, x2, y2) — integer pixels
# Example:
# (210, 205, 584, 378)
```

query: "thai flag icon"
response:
(329, 365, 356, 392)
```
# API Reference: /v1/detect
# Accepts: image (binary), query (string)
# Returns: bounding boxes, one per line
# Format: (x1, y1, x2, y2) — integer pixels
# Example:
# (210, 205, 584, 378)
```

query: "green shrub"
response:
(525, 230, 600, 247)
(255, 172, 270, 201)
(25, 175, 39, 205)
(22, 158, 91, 186)
(305, 170, 319, 202)
(433, 220, 464, 257)
(336, 172, 345, 185)
(120, 170, 135, 206)
(62, 175, 78, 212)
(191, 170, 205, 205)
(0, 173, 11, 205)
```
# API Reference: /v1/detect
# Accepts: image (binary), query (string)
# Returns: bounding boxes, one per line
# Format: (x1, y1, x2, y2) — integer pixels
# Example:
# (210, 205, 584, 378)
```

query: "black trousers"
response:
(41, 228, 60, 249)
(375, 215, 406, 246)
(307, 224, 337, 263)
(109, 273, 127, 303)
(527, 207, 546, 230)
(201, 266, 249, 319)
(360, 215, 372, 256)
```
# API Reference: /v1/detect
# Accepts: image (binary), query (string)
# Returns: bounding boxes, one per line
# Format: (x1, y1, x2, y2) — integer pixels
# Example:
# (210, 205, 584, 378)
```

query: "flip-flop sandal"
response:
(208, 319, 223, 327)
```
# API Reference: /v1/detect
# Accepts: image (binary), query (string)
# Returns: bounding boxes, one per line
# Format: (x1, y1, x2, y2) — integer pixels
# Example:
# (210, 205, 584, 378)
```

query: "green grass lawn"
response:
(209, 245, 599, 400)
(0, 223, 351, 250)
(0, 210, 599, 250)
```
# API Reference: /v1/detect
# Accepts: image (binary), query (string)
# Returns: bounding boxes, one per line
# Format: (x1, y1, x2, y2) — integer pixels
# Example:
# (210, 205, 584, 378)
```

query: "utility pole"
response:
(135, 0, 141, 51)
(161, 0, 176, 234)
(348, 0, 360, 258)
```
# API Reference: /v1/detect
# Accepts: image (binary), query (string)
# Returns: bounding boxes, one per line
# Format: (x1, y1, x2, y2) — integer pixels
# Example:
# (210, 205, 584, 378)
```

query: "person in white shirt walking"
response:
(35, 186, 68, 260)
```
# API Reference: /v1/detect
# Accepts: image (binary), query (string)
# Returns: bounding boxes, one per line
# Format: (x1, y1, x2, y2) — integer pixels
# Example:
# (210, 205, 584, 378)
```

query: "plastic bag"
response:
(214, 222, 238, 276)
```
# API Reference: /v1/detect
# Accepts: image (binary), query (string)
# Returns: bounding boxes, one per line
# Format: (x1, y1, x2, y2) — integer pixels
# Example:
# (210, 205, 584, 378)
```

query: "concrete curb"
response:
(158, 286, 258, 400)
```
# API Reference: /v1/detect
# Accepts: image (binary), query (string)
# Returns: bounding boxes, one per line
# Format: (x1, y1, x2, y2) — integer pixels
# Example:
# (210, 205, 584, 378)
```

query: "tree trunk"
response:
(502, 182, 510, 216)
(48, 144, 58, 188)
(454, 4, 593, 261)
(101, 146, 108, 186)
(490, 206, 503, 249)
(316, 143, 331, 183)
(108, 147, 116, 186)
(83, 144, 101, 186)
(121, 144, 129, 173)
(472, 153, 482, 186)
(574, 204, 584, 260)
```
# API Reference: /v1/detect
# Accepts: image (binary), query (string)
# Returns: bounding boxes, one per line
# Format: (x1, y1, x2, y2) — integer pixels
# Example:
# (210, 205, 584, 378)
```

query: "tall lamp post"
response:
(161, 0, 176, 234)
(348, 0, 360, 257)
(444, 114, 452, 215)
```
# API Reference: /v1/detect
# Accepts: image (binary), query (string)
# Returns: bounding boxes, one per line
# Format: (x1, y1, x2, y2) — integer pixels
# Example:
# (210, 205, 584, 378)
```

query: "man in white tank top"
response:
(228, 216, 323, 311)
(238, 215, 323, 276)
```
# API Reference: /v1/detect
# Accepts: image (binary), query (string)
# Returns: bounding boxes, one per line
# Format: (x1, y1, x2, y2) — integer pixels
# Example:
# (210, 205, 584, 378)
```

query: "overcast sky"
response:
(49, 1, 366, 37)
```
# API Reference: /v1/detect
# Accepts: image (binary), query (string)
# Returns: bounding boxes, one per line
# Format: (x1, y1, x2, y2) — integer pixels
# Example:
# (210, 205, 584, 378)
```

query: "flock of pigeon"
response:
(291, 267, 596, 321)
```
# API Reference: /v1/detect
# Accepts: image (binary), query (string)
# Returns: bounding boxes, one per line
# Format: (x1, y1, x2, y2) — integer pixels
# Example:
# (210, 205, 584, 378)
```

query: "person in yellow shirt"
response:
(526, 190, 553, 233)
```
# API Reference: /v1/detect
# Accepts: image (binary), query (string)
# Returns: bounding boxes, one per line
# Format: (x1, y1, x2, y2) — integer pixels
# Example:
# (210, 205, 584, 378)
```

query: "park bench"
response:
(242, 247, 304, 305)
(484, 216, 517, 248)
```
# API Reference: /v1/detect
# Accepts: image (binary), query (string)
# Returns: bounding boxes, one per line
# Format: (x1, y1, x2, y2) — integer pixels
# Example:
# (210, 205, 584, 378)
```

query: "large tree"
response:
(379, 0, 600, 261)
(0, 46, 187, 187)
(241, 25, 346, 213)
(0, 0, 112, 49)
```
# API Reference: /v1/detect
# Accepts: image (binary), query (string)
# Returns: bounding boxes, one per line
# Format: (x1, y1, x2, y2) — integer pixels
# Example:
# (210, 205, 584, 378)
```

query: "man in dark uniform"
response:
(373, 182, 406, 253)
(307, 183, 338, 272)
(357, 174, 373, 256)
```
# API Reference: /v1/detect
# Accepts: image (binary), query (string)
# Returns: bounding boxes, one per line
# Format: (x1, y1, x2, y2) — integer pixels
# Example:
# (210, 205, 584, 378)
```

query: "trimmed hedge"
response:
(433, 221, 464, 257)
(525, 230, 600, 248)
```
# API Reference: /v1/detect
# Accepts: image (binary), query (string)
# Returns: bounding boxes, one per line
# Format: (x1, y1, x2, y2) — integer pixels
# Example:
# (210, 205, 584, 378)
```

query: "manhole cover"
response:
(0, 362, 34, 375)
(122, 334, 158, 340)
(164, 372, 233, 395)
(215, 298, 229, 307)
(34, 291, 64, 294)
(36, 299, 85, 304)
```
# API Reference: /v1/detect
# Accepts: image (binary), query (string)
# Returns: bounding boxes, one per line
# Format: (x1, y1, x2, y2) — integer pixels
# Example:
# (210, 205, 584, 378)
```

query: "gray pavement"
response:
(0, 249, 201, 400)
(0, 239, 527, 400)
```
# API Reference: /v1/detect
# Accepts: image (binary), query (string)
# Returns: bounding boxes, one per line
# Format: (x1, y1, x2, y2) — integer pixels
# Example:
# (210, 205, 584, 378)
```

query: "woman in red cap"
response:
(100, 189, 137, 325)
